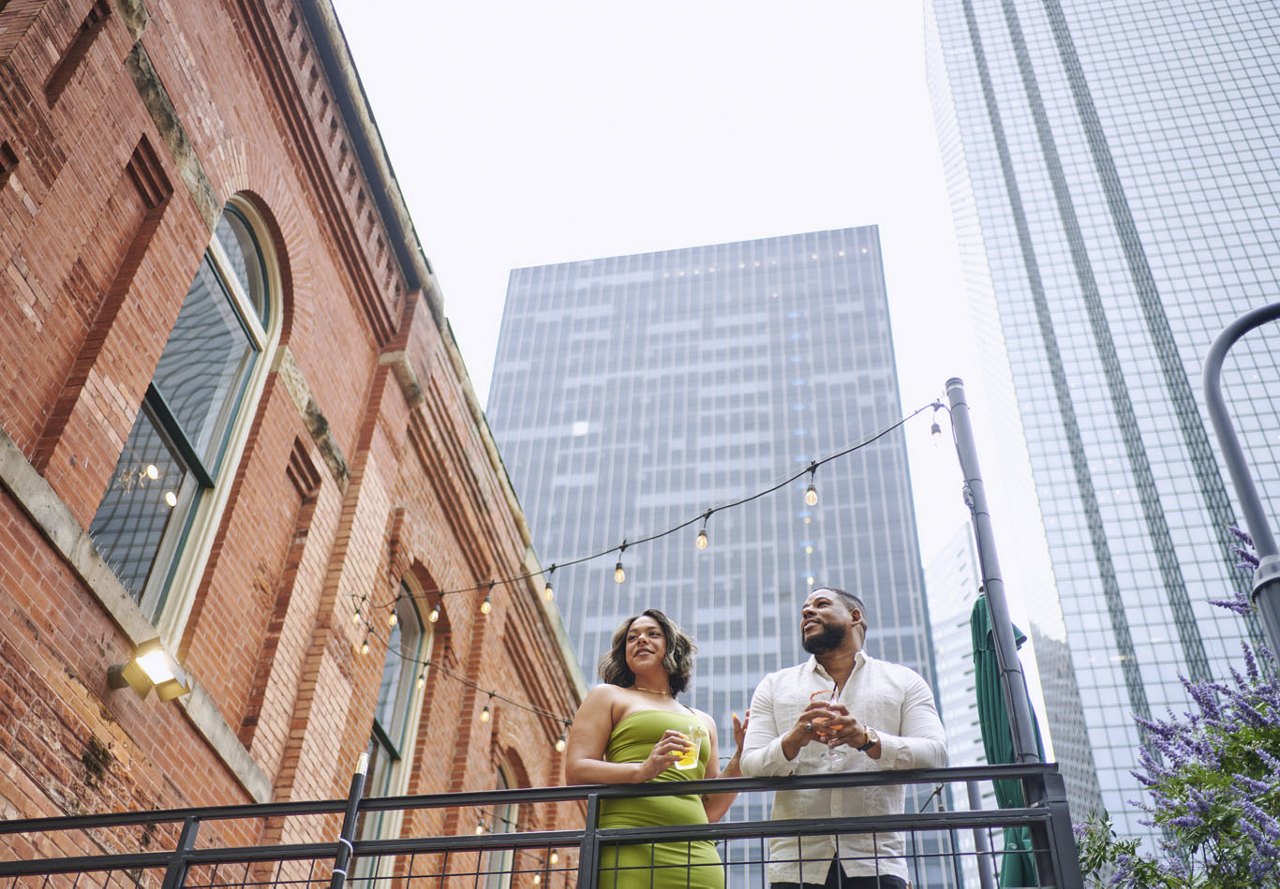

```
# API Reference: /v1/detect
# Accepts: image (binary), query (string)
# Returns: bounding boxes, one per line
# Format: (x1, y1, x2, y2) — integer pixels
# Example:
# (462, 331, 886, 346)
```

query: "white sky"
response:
(329, 0, 985, 566)
(329, 0, 1054, 744)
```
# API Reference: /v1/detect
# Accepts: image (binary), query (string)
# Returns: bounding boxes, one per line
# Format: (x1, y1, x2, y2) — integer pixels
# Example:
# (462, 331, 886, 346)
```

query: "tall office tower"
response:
(925, 0, 1279, 841)
(489, 227, 954, 884)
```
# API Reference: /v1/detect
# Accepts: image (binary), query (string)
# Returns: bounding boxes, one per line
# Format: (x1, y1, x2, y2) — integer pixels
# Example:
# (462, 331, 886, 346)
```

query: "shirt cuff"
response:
(750, 735, 800, 776)
(873, 731, 912, 768)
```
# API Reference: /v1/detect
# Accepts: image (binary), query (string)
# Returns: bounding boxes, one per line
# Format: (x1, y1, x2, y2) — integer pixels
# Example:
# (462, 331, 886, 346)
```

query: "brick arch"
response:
(223, 189, 296, 347)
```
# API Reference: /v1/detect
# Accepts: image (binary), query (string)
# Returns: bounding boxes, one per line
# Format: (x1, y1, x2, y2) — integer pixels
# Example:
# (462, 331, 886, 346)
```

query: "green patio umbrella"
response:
(971, 595, 1045, 887)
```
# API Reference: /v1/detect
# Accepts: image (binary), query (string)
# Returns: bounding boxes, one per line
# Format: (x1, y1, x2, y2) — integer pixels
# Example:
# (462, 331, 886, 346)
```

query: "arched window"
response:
(355, 584, 429, 880)
(89, 200, 280, 630)
(482, 767, 520, 889)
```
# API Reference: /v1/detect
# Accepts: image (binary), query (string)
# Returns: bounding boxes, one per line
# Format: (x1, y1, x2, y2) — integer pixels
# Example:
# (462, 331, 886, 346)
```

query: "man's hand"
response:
(817, 706, 881, 758)
(781, 700, 843, 760)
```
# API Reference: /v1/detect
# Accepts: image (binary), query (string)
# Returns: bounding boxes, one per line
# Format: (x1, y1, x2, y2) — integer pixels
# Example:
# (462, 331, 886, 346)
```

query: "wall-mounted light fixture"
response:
(107, 638, 191, 701)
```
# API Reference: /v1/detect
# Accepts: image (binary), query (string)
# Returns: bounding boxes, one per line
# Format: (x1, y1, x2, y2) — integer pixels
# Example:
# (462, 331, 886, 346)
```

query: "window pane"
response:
(214, 210, 267, 324)
(373, 595, 424, 750)
(152, 259, 257, 470)
(89, 403, 191, 602)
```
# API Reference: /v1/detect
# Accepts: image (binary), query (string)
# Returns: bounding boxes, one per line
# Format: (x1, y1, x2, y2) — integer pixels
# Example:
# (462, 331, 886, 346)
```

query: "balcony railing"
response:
(0, 764, 1082, 889)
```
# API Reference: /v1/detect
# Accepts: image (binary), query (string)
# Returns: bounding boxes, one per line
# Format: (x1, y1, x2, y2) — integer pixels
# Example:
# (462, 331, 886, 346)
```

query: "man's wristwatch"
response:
(856, 727, 880, 753)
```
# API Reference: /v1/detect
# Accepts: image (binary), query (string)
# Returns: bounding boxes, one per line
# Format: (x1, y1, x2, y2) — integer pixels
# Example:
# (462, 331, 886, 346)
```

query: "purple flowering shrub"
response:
(1076, 528, 1280, 887)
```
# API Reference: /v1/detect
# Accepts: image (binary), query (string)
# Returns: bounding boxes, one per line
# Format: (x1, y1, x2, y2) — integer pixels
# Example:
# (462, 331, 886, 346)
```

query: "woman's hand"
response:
(634, 729, 692, 782)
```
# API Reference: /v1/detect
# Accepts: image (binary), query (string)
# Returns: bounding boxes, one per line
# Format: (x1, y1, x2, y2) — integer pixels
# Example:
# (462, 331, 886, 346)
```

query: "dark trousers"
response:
(772, 858, 907, 889)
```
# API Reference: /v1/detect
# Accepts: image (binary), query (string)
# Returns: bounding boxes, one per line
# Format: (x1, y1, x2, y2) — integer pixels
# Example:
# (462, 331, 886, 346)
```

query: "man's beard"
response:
(802, 622, 846, 655)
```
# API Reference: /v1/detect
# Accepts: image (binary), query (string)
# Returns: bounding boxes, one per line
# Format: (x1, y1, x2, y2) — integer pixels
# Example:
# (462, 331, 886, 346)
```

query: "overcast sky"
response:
(329, 1, 986, 570)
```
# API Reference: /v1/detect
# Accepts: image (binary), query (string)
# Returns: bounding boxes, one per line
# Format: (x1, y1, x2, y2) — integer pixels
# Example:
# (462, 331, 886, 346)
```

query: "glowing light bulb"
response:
(428, 605, 440, 623)
(352, 608, 361, 624)
(695, 528, 708, 550)
(480, 703, 491, 723)
(475, 822, 486, 835)
(417, 672, 425, 690)
(163, 490, 178, 508)
(550, 852, 560, 866)
(555, 733, 567, 753)
(387, 609, 398, 628)
(803, 516, 812, 525)
(614, 561, 625, 584)
(360, 638, 370, 656)
(533, 875, 541, 885)
(806, 576, 815, 587)
(145, 464, 159, 480)
(805, 545, 814, 555)
(543, 581, 554, 602)
(804, 483, 818, 507)
(480, 595, 492, 616)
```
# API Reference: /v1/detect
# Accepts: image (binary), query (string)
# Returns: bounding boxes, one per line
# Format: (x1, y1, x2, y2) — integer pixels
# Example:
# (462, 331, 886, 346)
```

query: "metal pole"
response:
(330, 752, 369, 889)
(1202, 300, 1280, 652)
(946, 378, 1040, 767)
(160, 816, 200, 889)
(966, 781, 997, 889)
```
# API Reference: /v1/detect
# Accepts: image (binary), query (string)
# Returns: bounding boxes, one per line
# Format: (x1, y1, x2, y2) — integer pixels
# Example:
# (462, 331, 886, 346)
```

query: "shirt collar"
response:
(803, 649, 869, 681)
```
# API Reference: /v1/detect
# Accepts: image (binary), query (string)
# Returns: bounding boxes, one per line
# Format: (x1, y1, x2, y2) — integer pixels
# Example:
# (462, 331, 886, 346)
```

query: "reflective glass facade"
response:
(925, 0, 1280, 841)
(488, 228, 951, 882)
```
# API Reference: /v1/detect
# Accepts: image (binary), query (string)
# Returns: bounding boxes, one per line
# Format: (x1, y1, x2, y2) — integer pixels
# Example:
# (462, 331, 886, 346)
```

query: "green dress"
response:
(597, 710, 724, 889)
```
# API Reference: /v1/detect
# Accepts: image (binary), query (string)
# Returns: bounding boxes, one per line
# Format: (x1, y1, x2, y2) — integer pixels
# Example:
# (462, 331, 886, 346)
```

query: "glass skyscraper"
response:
(925, 0, 1279, 841)
(488, 228, 953, 884)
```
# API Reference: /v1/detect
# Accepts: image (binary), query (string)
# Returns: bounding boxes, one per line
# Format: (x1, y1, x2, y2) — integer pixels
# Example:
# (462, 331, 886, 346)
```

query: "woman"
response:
(565, 609, 746, 889)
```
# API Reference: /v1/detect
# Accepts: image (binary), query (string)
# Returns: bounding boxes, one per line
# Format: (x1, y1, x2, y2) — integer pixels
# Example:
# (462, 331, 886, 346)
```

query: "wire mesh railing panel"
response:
(0, 766, 1081, 889)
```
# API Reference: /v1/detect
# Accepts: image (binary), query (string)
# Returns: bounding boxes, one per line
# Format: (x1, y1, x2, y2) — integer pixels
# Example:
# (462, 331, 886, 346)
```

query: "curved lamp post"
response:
(1202, 301, 1280, 652)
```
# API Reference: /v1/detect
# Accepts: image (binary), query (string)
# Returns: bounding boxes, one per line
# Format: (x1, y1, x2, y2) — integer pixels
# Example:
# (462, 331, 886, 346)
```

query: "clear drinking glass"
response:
(674, 723, 707, 770)
(809, 686, 846, 764)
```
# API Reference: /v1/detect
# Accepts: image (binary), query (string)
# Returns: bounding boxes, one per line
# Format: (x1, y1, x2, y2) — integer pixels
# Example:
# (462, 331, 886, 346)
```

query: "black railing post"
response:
(575, 793, 601, 889)
(966, 781, 997, 889)
(160, 816, 200, 889)
(330, 752, 369, 889)
(1031, 770, 1083, 888)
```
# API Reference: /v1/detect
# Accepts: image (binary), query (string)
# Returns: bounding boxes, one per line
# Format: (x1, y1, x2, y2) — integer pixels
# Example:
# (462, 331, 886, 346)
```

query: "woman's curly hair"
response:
(598, 609, 697, 696)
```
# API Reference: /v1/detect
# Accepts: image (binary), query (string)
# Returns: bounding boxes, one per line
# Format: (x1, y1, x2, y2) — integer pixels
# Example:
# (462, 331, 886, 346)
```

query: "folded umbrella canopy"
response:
(971, 595, 1045, 887)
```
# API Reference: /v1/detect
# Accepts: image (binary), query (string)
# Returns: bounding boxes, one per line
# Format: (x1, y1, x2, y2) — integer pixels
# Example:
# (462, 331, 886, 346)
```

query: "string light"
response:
(804, 462, 819, 507)
(550, 851, 560, 866)
(931, 402, 943, 445)
(543, 565, 556, 602)
(417, 670, 425, 690)
(480, 594, 493, 616)
(695, 509, 711, 551)
(480, 692, 493, 723)
(387, 603, 399, 628)
(428, 604, 440, 623)
(352, 605, 362, 624)
(555, 731, 567, 753)
(533, 875, 541, 885)
(475, 819, 487, 835)
(355, 404, 933, 617)
(360, 635, 370, 656)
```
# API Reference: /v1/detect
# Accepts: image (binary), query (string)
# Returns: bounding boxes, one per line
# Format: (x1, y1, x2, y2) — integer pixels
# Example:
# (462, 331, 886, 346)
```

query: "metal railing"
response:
(0, 764, 1082, 889)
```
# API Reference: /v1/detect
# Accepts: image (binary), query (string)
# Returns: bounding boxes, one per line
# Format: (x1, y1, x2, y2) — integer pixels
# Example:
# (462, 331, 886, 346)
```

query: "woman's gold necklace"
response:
(632, 684, 671, 697)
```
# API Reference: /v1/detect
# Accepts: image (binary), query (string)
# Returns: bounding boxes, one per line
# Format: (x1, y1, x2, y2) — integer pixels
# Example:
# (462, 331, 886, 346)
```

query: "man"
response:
(740, 587, 947, 889)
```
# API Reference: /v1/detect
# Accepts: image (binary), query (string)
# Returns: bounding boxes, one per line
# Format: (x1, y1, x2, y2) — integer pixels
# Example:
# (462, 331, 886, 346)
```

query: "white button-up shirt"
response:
(740, 651, 948, 883)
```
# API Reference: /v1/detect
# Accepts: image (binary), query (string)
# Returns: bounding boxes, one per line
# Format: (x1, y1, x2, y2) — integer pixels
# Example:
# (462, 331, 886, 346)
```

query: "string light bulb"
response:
(417, 671, 425, 690)
(481, 693, 493, 723)
(543, 565, 555, 602)
(360, 636, 370, 656)
(533, 875, 541, 885)
(480, 582, 494, 616)
(555, 732, 567, 753)
(614, 542, 627, 584)
(550, 851, 560, 866)
(475, 820, 486, 835)
(428, 604, 440, 623)
(695, 509, 712, 551)
(804, 463, 819, 507)
(352, 607, 362, 625)
(931, 403, 943, 445)
(387, 607, 398, 628)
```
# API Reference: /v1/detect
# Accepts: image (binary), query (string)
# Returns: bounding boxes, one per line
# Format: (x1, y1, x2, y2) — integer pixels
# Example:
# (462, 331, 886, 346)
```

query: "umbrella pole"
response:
(945, 377, 1041, 768)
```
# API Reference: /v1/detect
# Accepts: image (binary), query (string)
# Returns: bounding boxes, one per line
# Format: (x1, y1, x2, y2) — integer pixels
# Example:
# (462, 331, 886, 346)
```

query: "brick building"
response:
(0, 0, 584, 869)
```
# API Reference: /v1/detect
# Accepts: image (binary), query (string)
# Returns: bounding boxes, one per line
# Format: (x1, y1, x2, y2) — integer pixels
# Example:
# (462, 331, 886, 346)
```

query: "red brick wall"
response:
(0, 0, 583, 870)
